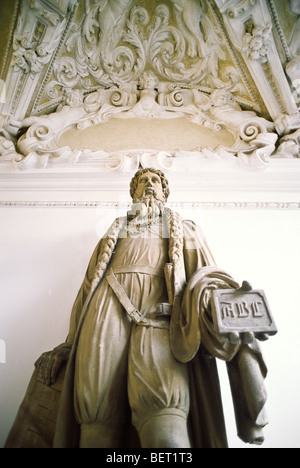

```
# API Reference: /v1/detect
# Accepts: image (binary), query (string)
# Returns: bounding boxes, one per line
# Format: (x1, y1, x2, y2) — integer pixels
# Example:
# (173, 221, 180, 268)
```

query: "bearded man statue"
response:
(5, 168, 268, 449)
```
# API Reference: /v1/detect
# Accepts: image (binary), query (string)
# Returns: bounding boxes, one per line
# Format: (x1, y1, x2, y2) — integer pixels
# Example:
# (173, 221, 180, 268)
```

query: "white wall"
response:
(189, 207, 300, 449)
(0, 202, 299, 448)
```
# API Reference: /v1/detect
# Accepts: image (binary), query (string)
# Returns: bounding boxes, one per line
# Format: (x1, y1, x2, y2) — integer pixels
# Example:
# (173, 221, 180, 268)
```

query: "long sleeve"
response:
(180, 222, 269, 444)
(170, 220, 241, 362)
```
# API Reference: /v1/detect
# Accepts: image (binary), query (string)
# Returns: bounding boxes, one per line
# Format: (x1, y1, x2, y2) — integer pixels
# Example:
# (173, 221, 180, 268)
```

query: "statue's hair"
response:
(129, 167, 170, 200)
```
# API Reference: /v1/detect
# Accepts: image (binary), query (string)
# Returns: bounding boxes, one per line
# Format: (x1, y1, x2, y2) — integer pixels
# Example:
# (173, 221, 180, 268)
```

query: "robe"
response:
(5, 212, 268, 448)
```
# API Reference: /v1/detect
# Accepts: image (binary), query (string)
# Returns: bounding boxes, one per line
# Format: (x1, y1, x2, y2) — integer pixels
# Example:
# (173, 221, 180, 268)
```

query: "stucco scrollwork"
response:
(46, 0, 240, 101)
(1, 0, 299, 157)
(0, 75, 280, 172)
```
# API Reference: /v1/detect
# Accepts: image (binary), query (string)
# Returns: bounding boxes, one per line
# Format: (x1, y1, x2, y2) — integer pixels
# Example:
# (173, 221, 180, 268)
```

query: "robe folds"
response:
(5, 211, 268, 448)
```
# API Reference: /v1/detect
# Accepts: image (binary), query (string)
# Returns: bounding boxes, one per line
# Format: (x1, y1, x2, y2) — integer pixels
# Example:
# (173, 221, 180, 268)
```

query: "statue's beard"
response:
(128, 194, 165, 222)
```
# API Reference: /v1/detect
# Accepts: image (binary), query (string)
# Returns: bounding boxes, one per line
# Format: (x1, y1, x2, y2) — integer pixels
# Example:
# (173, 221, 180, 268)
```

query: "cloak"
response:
(5, 212, 268, 448)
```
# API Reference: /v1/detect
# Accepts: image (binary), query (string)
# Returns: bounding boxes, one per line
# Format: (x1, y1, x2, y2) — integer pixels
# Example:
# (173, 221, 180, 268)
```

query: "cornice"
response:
(0, 200, 299, 210)
(0, 158, 299, 210)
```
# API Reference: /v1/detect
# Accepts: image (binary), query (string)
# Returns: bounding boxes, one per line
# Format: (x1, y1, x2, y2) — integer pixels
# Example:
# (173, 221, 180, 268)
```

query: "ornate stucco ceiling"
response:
(0, 0, 299, 191)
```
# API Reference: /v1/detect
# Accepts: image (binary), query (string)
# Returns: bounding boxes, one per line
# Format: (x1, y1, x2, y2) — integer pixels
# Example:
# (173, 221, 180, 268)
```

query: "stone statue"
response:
(5, 168, 271, 449)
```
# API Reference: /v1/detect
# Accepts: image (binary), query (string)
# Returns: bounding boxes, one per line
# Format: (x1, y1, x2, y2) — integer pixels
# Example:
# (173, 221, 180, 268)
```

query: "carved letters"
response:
(221, 300, 264, 319)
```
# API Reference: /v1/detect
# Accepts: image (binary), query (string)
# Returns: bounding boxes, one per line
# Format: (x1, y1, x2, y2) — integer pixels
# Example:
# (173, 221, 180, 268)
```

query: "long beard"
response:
(127, 195, 165, 222)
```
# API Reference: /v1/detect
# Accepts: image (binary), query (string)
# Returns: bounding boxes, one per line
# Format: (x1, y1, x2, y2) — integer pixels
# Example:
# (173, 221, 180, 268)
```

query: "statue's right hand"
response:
(34, 343, 71, 386)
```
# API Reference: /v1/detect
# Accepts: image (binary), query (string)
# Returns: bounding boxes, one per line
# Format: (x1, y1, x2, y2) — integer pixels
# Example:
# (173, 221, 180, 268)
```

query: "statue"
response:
(5, 167, 274, 449)
(208, 89, 274, 134)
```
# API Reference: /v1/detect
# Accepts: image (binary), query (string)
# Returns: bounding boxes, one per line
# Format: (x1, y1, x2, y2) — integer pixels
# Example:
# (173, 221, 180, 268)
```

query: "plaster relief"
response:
(1, 74, 277, 172)
(1, 0, 300, 175)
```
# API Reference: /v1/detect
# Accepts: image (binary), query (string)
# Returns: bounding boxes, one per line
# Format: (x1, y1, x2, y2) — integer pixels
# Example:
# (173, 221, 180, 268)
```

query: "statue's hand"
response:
(227, 281, 269, 344)
(228, 330, 269, 344)
(34, 343, 71, 386)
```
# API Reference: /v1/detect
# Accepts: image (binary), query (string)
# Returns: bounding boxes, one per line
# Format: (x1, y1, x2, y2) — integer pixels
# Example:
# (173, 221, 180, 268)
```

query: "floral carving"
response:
(242, 23, 272, 64)
(12, 35, 48, 75)
(12, 19, 66, 76)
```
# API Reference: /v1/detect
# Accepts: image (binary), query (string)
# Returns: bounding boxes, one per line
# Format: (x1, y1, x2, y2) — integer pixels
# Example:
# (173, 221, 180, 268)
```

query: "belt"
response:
(111, 265, 165, 277)
(105, 268, 172, 327)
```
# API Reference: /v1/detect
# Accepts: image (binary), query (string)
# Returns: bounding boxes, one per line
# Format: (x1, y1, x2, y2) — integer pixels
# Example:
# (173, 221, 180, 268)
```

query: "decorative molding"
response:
(0, 77, 281, 172)
(267, 0, 292, 63)
(0, 156, 299, 201)
(1, 0, 299, 125)
(11, 20, 64, 76)
(45, 0, 247, 93)
(215, 0, 300, 122)
(0, 0, 299, 180)
(0, 0, 75, 121)
(31, 0, 78, 116)
(242, 23, 272, 64)
(0, 200, 299, 210)
(0, 0, 271, 121)
(207, 0, 261, 112)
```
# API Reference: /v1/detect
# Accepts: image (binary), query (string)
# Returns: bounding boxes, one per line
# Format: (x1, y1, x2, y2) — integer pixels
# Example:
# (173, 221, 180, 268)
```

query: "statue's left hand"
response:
(34, 342, 71, 386)
(205, 280, 270, 345)
(225, 281, 269, 345)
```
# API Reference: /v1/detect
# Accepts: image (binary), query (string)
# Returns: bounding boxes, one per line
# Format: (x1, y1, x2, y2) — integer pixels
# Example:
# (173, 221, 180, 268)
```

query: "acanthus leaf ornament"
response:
(46, 0, 247, 101)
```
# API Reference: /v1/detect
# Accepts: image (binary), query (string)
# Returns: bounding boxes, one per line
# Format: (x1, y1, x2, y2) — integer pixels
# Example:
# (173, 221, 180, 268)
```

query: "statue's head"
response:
(130, 167, 170, 204)
(210, 88, 232, 107)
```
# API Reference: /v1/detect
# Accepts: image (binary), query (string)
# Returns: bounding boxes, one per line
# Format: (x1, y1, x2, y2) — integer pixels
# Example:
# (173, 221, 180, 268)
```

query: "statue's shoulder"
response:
(182, 218, 197, 232)
(182, 219, 196, 227)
